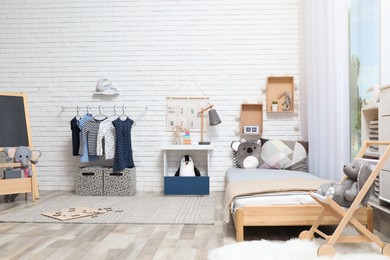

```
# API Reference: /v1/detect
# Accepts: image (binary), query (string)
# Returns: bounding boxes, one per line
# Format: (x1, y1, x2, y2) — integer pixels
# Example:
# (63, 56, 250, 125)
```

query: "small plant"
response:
(271, 100, 278, 111)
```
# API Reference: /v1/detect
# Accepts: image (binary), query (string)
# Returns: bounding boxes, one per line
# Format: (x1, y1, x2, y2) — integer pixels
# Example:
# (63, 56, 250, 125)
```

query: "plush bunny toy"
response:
(317, 159, 372, 207)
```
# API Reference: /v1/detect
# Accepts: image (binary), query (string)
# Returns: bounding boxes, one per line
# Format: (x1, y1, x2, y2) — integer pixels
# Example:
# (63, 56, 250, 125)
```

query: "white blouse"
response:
(96, 118, 116, 159)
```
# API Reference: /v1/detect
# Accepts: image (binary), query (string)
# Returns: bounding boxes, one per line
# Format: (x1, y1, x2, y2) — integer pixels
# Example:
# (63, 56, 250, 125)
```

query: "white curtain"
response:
(300, 0, 350, 180)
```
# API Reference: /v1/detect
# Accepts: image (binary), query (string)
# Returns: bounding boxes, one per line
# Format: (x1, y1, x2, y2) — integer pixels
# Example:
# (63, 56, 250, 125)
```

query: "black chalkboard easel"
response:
(0, 92, 39, 201)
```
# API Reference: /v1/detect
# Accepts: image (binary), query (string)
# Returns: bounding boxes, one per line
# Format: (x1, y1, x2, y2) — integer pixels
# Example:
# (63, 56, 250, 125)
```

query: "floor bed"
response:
(224, 168, 373, 241)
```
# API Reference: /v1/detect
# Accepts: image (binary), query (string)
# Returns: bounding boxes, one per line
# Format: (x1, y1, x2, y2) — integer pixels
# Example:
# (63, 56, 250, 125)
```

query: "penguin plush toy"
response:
(174, 155, 201, 176)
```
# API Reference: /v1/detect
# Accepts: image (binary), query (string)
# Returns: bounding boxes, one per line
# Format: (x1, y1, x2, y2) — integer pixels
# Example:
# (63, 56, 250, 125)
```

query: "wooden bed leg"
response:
(235, 208, 244, 242)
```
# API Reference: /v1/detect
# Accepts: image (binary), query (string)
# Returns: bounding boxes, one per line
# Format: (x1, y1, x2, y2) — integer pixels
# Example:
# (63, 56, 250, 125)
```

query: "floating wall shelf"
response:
(266, 76, 294, 113)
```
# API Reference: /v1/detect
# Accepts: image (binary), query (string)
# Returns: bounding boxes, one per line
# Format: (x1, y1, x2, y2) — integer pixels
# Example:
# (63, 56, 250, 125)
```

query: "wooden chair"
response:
(299, 140, 390, 256)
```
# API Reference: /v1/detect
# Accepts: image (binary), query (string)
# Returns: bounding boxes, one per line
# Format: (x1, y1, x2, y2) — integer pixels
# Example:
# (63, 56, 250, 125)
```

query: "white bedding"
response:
(231, 191, 317, 213)
(226, 167, 322, 214)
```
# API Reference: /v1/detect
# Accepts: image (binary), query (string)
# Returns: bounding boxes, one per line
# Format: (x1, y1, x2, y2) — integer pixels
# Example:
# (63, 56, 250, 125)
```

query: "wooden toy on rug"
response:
(41, 207, 107, 221)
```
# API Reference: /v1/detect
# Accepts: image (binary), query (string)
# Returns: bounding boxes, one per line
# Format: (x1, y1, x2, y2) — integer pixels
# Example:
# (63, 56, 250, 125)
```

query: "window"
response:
(349, 0, 380, 158)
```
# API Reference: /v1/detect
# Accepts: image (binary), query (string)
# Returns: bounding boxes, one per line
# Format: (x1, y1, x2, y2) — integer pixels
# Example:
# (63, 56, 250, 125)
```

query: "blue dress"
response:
(112, 117, 135, 172)
(70, 117, 80, 156)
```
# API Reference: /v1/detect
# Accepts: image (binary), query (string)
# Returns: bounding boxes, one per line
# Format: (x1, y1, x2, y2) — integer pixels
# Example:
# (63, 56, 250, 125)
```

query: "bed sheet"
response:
(226, 167, 318, 183)
(226, 167, 323, 214)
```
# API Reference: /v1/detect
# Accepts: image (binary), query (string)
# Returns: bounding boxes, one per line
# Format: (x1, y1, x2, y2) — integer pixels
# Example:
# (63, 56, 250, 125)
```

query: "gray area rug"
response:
(0, 193, 214, 224)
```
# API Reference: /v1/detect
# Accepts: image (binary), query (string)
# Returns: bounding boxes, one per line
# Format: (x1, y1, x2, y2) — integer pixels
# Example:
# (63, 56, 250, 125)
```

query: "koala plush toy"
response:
(231, 139, 261, 169)
(317, 159, 372, 207)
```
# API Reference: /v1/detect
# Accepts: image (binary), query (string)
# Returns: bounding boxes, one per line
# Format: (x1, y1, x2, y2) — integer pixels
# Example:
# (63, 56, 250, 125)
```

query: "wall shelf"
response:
(361, 105, 379, 159)
(93, 92, 119, 96)
(369, 196, 390, 215)
(266, 76, 294, 113)
(239, 103, 263, 136)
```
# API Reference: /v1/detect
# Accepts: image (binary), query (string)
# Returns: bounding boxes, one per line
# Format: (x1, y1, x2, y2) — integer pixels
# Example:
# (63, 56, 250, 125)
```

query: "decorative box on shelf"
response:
(161, 144, 213, 195)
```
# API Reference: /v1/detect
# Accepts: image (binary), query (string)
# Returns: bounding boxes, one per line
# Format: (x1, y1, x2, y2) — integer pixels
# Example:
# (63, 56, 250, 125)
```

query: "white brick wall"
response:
(0, 0, 301, 192)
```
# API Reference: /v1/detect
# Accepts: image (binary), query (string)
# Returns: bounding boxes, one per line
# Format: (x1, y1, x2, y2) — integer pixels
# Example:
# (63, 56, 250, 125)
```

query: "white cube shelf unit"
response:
(161, 144, 213, 195)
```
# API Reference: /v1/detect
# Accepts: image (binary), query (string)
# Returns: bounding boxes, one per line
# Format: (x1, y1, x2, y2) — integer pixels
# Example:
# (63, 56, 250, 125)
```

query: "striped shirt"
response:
(77, 114, 98, 162)
(79, 118, 104, 156)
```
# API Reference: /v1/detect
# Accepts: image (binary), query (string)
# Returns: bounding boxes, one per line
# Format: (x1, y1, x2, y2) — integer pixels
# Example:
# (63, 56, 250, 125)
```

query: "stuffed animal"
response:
(3, 146, 42, 177)
(174, 155, 201, 176)
(2, 146, 42, 202)
(231, 139, 261, 169)
(317, 159, 372, 207)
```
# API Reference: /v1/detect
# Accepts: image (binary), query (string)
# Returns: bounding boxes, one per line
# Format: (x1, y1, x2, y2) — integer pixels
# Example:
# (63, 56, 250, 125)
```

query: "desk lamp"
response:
(198, 104, 221, 145)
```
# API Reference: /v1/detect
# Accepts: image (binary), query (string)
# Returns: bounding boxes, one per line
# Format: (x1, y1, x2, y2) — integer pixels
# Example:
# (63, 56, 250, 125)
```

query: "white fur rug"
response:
(208, 238, 389, 260)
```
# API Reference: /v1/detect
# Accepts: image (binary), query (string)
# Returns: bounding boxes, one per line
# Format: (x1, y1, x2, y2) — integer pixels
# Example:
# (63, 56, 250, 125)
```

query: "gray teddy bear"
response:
(317, 159, 372, 208)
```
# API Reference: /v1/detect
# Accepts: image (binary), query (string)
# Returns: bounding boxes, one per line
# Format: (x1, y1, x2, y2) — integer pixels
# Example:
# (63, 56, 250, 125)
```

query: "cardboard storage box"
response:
(103, 168, 136, 196)
(75, 166, 104, 196)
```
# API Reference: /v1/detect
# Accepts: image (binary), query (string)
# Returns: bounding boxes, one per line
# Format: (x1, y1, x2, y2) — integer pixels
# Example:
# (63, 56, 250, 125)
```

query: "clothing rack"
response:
(62, 105, 148, 125)
(60, 105, 148, 113)
(61, 105, 148, 121)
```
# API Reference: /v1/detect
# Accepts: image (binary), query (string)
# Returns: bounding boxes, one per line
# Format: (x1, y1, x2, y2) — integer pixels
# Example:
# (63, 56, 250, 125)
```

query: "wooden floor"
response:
(0, 191, 382, 260)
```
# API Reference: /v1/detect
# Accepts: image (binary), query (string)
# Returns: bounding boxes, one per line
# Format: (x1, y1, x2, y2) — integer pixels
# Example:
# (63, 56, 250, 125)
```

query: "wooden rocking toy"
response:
(299, 140, 390, 257)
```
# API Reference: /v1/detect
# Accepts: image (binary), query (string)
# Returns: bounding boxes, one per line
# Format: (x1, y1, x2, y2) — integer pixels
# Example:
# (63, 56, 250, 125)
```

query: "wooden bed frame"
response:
(229, 140, 389, 242)
(232, 204, 373, 241)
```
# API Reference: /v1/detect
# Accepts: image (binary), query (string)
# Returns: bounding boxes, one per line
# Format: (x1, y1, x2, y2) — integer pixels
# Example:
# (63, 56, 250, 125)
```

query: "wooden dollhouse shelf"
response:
(266, 76, 294, 113)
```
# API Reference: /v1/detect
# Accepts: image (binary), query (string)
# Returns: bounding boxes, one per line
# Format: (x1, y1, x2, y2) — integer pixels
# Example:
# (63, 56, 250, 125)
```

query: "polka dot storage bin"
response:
(103, 168, 136, 196)
(75, 166, 104, 196)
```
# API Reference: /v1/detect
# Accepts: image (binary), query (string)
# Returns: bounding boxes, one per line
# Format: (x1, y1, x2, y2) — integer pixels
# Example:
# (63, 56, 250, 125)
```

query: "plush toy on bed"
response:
(316, 159, 372, 207)
(231, 139, 261, 169)
(174, 155, 201, 176)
